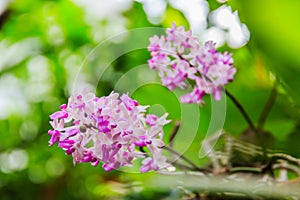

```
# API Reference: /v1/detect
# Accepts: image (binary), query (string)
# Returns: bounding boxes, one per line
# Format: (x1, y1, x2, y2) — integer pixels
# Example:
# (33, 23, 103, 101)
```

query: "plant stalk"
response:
(225, 89, 257, 133)
(257, 82, 277, 129)
(162, 146, 205, 172)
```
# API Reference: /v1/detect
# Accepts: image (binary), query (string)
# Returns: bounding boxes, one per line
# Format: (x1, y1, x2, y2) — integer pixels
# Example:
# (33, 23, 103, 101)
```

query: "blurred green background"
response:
(0, 0, 300, 199)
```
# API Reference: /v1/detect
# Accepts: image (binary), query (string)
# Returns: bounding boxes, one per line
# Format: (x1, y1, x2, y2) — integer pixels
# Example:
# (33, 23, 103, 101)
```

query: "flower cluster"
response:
(148, 23, 236, 104)
(48, 91, 171, 173)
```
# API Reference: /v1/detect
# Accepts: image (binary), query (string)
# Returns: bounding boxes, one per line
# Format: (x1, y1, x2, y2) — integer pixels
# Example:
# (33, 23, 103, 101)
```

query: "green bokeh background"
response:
(0, 0, 299, 199)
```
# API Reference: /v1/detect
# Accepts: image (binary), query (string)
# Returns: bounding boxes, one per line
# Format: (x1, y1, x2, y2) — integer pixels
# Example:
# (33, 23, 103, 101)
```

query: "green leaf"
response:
(230, 0, 300, 105)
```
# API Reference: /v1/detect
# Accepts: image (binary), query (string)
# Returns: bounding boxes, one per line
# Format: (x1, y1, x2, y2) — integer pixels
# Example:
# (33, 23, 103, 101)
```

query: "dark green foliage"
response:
(1, 0, 300, 199)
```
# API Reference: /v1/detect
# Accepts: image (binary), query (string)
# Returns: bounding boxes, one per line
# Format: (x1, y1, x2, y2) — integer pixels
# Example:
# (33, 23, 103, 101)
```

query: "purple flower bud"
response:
(48, 130, 60, 146)
(145, 114, 158, 126)
(60, 104, 67, 110)
(140, 158, 153, 173)
(134, 141, 147, 147)
(120, 94, 139, 111)
(58, 140, 75, 152)
(65, 148, 75, 155)
(50, 111, 68, 120)
(66, 128, 79, 137)
(102, 144, 109, 162)
(102, 163, 116, 172)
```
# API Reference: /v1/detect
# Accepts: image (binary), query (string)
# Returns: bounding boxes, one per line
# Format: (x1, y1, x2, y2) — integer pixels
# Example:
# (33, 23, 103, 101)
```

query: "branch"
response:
(162, 146, 206, 173)
(257, 82, 277, 129)
(225, 89, 257, 133)
(167, 159, 201, 172)
(169, 121, 181, 147)
(269, 153, 300, 167)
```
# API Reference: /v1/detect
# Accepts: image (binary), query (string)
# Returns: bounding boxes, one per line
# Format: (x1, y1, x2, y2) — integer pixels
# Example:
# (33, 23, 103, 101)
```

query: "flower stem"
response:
(225, 89, 257, 133)
(169, 121, 181, 147)
(162, 146, 205, 172)
(257, 82, 277, 130)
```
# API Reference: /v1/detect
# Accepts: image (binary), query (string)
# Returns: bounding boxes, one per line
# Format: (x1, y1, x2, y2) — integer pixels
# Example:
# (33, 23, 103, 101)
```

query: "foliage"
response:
(0, 0, 300, 199)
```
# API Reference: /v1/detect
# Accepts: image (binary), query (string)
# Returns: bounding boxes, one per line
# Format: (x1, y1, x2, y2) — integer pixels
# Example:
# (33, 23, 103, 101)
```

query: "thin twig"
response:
(229, 166, 262, 174)
(168, 159, 200, 172)
(162, 146, 205, 172)
(225, 89, 257, 133)
(273, 163, 300, 177)
(169, 121, 181, 147)
(269, 153, 300, 167)
(257, 82, 277, 129)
